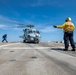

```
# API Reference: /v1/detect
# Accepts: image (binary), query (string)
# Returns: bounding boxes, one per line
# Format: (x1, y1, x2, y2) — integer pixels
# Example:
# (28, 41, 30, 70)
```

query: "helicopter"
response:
(0, 20, 41, 43)
(20, 24, 41, 43)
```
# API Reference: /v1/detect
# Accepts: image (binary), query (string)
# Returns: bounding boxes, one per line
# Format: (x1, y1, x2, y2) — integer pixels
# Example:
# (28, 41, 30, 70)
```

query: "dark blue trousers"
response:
(64, 31, 75, 49)
(2, 38, 8, 42)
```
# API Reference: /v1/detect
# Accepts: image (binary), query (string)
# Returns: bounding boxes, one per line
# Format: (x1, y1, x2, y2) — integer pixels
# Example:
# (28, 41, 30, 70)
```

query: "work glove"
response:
(53, 25, 57, 28)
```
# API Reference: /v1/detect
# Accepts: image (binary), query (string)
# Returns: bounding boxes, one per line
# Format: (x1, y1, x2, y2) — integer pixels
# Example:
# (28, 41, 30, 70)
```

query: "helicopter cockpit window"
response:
(33, 31, 36, 33)
(28, 30, 32, 33)
(25, 29, 27, 31)
(36, 31, 40, 34)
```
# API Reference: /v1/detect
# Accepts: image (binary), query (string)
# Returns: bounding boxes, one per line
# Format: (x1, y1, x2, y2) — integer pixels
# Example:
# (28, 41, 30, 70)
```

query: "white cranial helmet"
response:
(66, 17, 71, 21)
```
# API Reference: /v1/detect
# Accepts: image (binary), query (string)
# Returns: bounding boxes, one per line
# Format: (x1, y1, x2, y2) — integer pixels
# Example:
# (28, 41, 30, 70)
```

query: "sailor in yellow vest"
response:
(54, 17, 75, 51)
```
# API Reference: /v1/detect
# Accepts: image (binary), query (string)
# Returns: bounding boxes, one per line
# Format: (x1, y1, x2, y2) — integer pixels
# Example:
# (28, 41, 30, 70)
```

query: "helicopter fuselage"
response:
(23, 28, 41, 43)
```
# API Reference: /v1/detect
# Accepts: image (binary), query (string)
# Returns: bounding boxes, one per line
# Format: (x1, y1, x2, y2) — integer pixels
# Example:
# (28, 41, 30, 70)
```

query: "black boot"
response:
(71, 48, 75, 51)
(63, 47, 68, 51)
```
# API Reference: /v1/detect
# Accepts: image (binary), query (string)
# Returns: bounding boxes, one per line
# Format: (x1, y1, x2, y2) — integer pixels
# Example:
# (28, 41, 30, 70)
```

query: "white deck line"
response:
(0, 43, 21, 48)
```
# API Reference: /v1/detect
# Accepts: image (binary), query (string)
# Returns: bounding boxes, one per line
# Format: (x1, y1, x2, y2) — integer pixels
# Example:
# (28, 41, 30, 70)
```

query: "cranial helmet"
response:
(66, 17, 71, 21)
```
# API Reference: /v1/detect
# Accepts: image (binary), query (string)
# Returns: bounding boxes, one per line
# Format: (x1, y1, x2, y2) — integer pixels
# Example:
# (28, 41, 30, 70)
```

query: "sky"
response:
(0, 0, 76, 42)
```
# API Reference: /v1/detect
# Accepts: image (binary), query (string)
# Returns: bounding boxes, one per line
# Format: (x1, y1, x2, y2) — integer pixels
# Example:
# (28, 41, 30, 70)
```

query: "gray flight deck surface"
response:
(0, 42, 76, 75)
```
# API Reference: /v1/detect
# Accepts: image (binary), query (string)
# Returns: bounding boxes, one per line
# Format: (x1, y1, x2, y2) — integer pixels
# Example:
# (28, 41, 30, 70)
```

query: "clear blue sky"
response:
(0, 0, 76, 42)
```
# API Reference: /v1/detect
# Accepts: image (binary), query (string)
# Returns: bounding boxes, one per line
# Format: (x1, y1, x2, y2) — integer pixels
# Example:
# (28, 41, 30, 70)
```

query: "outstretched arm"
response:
(53, 23, 65, 29)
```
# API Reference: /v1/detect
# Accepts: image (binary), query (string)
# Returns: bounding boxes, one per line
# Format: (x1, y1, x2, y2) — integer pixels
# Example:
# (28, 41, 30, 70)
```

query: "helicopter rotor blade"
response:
(0, 19, 27, 25)
(0, 19, 27, 28)
(0, 19, 19, 25)
(0, 19, 36, 28)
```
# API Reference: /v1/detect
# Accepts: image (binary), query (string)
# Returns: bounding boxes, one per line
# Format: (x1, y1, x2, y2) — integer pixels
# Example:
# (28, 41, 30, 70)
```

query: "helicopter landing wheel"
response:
(23, 40, 25, 43)
(34, 39, 39, 44)
(23, 40, 27, 43)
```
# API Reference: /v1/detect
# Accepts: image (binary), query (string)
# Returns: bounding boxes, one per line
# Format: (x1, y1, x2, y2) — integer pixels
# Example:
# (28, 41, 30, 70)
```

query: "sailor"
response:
(2, 34, 8, 43)
(54, 17, 75, 51)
